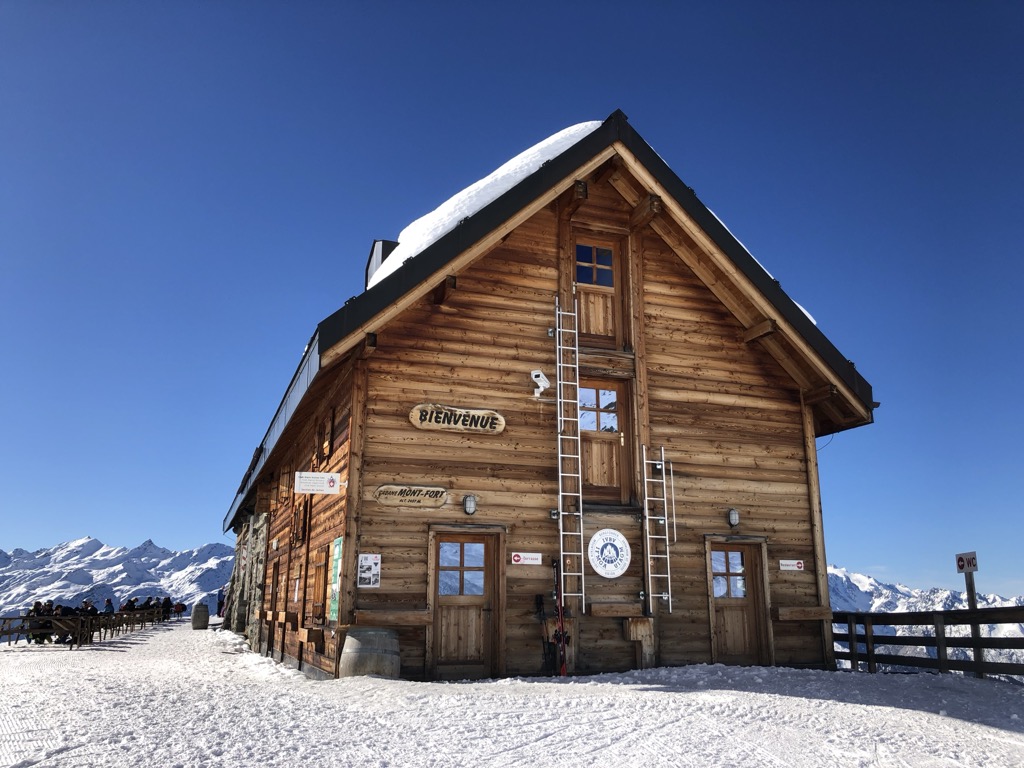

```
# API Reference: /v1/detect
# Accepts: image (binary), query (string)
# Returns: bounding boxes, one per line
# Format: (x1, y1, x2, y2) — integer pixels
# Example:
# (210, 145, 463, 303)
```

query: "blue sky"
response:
(2, 2, 1022, 596)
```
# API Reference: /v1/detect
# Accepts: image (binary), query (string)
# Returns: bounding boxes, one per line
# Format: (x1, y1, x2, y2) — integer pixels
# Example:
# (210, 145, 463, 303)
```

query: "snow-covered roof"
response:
(368, 121, 602, 288)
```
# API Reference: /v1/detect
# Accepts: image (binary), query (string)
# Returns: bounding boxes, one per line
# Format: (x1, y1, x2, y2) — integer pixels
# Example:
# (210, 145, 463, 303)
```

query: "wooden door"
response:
(708, 543, 769, 665)
(579, 380, 630, 504)
(432, 533, 497, 680)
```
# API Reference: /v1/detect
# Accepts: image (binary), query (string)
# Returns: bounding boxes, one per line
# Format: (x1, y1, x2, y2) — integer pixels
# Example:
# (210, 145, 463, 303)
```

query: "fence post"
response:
(865, 616, 876, 674)
(847, 613, 860, 672)
(934, 612, 948, 674)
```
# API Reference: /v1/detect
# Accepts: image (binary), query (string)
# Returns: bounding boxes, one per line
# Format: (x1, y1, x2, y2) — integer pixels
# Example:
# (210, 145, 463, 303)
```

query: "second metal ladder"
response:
(642, 445, 675, 614)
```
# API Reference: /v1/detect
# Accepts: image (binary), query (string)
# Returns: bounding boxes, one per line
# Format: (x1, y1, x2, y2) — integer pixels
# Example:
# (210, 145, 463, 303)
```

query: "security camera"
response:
(530, 370, 550, 397)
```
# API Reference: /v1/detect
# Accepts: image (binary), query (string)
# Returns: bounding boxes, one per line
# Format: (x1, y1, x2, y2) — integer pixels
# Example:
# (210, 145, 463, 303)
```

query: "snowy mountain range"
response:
(0, 537, 234, 616)
(828, 565, 1024, 614)
(828, 565, 1024, 672)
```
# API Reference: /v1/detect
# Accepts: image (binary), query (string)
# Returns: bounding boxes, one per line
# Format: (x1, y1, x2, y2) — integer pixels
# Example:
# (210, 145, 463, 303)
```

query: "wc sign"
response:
(955, 551, 978, 574)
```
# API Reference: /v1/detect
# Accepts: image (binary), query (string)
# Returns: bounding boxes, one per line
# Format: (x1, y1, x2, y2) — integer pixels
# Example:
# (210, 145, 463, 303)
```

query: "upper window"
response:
(576, 244, 615, 288)
(573, 236, 624, 349)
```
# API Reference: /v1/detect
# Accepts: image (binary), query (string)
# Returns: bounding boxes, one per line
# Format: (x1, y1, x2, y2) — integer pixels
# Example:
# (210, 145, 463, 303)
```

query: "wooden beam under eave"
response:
(432, 275, 457, 305)
(559, 180, 589, 221)
(742, 318, 777, 343)
(629, 195, 663, 231)
(803, 383, 838, 406)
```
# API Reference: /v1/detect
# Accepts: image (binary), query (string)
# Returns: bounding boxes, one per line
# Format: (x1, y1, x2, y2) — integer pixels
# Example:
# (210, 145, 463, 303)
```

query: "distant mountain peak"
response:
(0, 537, 234, 616)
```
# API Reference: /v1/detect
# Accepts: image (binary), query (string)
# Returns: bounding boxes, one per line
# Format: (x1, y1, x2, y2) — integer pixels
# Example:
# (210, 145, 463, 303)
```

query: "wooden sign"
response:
(374, 484, 448, 507)
(409, 403, 505, 434)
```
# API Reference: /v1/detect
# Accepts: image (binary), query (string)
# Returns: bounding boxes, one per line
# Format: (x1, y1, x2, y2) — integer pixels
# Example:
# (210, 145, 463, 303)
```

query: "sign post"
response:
(955, 550, 984, 678)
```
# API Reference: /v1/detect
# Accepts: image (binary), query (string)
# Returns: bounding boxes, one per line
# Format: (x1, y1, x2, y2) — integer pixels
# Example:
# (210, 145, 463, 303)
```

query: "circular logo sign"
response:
(587, 529, 631, 579)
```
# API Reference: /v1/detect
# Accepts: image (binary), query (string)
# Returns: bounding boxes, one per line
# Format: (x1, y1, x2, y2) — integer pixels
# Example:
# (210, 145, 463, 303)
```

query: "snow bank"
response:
(2, 621, 1023, 766)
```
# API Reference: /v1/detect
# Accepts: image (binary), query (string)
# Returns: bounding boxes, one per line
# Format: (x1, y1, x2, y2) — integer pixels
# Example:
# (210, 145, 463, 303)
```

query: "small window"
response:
(291, 496, 310, 546)
(278, 465, 291, 503)
(316, 411, 334, 468)
(576, 244, 615, 288)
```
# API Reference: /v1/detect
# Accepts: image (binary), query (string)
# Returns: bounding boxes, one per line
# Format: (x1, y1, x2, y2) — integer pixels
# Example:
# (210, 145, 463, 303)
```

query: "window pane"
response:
(439, 542, 461, 567)
(439, 570, 460, 595)
(579, 411, 598, 431)
(464, 571, 484, 595)
(576, 264, 593, 284)
(464, 543, 484, 567)
(596, 268, 614, 287)
(730, 576, 746, 598)
(711, 551, 726, 572)
(579, 387, 597, 409)
(728, 552, 744, 573)
(600, 413, 618, 432)
(576, 244, 594, 263)
(713, 575, 727, 598)
(596, 247, 613, 266)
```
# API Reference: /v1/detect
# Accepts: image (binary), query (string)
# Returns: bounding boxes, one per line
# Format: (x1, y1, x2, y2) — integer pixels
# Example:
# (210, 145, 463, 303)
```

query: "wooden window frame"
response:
(572, 231, 627, 350)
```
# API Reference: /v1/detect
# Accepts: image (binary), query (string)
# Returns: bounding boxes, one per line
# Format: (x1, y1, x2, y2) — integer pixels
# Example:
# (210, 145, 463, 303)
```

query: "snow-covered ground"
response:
(2, 621, 1023, 767)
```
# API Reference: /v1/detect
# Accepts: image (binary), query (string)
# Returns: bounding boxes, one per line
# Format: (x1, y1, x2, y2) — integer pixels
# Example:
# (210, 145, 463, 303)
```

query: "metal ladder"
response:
(642, 445, 675, 614)
(555, 295, 585, 610)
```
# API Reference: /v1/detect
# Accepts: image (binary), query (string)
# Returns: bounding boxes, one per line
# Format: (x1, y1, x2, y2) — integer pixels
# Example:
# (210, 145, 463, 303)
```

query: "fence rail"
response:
(0, 609, 167, 650)
(833, 607, 1024, 678)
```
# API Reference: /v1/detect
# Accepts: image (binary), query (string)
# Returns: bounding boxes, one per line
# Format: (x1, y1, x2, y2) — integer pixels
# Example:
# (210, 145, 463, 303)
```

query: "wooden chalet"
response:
(222, 110, 875, 681)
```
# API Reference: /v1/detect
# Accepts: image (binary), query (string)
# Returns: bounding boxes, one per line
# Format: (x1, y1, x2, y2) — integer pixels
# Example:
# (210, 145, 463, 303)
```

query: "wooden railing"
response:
(833, 607, 1024, 678)
(0, 609, 167, 650)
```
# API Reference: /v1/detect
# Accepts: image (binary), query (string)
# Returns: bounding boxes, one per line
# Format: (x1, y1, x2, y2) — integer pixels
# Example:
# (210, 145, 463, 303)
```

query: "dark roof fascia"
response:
(316, 108, 872, 414)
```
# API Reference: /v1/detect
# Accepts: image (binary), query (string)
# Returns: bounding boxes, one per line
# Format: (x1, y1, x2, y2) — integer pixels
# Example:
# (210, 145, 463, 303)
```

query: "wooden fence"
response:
(0, 609, 168, 650)
(833, 607, 1024, 678)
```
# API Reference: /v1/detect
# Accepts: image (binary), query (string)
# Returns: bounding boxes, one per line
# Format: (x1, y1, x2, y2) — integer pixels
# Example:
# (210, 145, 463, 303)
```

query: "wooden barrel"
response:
(191, 603, 209, 630)
(338, 627, 401, 678)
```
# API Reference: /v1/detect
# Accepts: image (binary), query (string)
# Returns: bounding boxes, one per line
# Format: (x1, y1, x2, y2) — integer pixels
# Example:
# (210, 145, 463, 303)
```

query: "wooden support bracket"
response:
(803, 384, 838, 406)
(629, 195, 663, 230)
(432, 275, 457, 305)
(743, 318, 778, 343)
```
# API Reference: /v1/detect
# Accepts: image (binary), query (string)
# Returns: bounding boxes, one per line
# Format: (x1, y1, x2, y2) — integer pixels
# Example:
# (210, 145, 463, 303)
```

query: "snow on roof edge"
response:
(367, 121, 603, 289)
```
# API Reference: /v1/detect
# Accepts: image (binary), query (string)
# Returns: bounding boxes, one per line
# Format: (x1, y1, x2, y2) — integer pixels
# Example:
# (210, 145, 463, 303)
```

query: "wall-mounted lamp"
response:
(727, 508, 740, 529)
(463, 495, 477, 516)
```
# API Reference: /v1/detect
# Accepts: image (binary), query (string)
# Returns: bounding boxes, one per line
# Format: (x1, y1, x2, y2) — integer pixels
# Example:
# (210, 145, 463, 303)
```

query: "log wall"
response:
(251, 169, 834, 678)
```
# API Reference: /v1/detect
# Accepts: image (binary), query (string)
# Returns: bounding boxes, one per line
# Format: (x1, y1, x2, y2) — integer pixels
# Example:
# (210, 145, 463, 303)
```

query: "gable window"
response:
(573, 235, 625, 349)
(576, 244, 615, 287)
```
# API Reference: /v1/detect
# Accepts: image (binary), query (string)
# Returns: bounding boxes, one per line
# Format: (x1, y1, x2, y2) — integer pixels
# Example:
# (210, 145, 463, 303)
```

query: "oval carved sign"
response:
(409, 403, 505, 434)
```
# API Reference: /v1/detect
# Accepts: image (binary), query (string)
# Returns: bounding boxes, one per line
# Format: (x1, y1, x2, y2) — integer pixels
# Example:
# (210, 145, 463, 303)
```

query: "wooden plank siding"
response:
(640, 231, 826, 666)
(239, 157, 851, 680)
